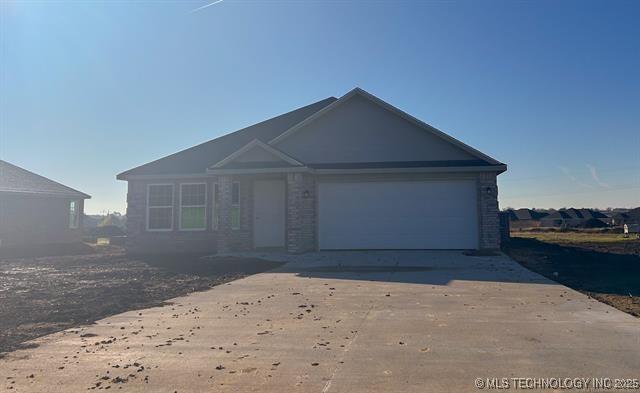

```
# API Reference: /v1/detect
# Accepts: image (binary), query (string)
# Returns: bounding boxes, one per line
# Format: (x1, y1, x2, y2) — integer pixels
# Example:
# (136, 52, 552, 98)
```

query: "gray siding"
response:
(234, 146, 284, 163)
(276, 94, 477, 164)
(0, 193, 84, 247)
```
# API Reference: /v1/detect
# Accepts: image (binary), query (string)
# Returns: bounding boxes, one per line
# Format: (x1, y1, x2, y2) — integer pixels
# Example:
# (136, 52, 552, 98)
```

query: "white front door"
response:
(253, 180, 286, 248)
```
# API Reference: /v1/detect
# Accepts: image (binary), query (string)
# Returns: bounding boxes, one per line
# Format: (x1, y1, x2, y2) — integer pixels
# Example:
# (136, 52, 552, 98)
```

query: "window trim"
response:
(69, 200, 80, 229)
(212, 183, 219, 231)
(146, 183, 174, 232)
(231, 181, 240, 230)
(178, 182, 207, 231)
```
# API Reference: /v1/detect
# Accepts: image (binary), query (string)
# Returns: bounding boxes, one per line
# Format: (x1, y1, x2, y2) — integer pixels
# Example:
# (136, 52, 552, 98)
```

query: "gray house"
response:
(117, 88, 506, 254)
(0, 160, 90, 248)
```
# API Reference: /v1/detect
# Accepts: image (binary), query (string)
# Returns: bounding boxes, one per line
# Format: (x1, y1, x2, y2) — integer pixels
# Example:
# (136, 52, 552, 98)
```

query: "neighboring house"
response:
(539, 208, 609, 228)
(0, 160, 90, 247)
(117, 88, 507, 254)
(505, 208, 547, 229)
(539, 210, 572, 228)
(612, 207, 640, 227)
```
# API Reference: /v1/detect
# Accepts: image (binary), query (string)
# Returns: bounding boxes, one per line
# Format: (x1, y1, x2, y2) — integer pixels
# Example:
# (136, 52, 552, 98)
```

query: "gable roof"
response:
(211, 139, 304, 169)
(117, 88, 506, 179)
(578, 209, 607, 219)
(0, 160, 90, 199)
(269, 87, 503, 166)
(507, 208, 548, 221)
(543, 210, 572, 220)
(117, 97, 336, 179)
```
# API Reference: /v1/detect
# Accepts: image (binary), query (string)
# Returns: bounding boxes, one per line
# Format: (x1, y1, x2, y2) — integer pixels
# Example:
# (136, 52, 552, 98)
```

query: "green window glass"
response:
(180, 183, 206, 230)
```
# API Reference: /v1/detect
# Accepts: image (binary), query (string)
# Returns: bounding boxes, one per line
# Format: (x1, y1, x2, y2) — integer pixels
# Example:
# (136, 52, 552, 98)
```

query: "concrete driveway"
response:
(2, 251, 639, 392)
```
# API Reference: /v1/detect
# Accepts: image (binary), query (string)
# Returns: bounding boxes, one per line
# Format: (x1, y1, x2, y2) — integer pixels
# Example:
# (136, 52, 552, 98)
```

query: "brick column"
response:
(286, 173, 316, 254)
(216, 175, 233, 253)
(478, 172, 500, 249)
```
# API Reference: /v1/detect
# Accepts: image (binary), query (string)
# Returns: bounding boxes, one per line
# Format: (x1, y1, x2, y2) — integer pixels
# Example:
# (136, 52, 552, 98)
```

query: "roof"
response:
(117, 88, 506, 179)
(542, 210, 572, 220)
(306, 160, 492, 170)
(616, 207, 640, 224)
(0, 160, 90, 199)
(506, 208, 548, 221)
(578, 209, 607, 219)
(117, 97, 337, 179)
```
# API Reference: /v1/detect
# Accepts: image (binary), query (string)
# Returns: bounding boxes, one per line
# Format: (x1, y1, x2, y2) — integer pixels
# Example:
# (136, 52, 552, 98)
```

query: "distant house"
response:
(0, 160, 91, 248)
(505, 208, 547, 229)
(539, 208, 609, 228)
(539, 210, 572, 227)
(612, 207, 640, 227)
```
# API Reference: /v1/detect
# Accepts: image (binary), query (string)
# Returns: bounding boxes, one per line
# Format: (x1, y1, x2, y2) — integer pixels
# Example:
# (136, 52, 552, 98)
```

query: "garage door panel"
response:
(318, 181, 478, 250)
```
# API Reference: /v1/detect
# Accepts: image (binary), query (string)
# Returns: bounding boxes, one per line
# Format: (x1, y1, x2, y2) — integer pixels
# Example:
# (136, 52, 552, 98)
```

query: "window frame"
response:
(212, 183, 219, 231)
(146, 183, 175, 232)
(178, 182, 207, 231)
(231, 181, 240, 230)
(69, 200, 80, 229)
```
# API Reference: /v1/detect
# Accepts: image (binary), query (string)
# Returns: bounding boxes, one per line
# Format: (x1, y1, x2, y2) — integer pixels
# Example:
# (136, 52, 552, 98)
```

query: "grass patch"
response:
(512, 231, 634, 244)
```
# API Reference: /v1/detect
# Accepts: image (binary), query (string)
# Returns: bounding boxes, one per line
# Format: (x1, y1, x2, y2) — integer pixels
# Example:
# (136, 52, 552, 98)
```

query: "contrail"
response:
(188, 0, 224, 14)
(586, 163, 611, 188)
(558, 165, 593, 188)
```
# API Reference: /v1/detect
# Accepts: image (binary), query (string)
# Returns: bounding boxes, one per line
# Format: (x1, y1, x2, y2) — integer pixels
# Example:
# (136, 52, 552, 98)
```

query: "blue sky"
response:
(1, 0, 638, 214)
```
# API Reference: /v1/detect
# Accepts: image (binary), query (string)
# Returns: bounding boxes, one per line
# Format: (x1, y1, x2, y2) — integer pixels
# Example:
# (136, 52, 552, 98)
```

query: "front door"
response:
(253, 180, 286, 248)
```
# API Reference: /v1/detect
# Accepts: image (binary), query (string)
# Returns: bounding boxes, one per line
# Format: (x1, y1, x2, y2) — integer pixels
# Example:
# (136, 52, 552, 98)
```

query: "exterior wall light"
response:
(303, 190, 311, 199)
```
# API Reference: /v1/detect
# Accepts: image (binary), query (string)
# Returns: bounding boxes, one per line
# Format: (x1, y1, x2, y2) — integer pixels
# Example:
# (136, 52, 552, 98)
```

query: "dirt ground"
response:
(505, 233, 640, 317)
(0, 247, 283, 355)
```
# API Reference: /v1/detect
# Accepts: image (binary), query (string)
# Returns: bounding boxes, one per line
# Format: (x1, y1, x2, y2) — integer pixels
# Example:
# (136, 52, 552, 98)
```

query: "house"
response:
(117, 88, 507, 254)
(612, 208, 640, 227)
(539, 208, 609, 228)
(505, 208, 547, 229)
(539, 210, 571, 228)
(0, 160, 90, 248)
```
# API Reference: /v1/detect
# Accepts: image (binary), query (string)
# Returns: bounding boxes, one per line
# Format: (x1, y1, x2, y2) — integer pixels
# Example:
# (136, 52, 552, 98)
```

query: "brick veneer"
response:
(286, 173, 316, 253)
(125, 171, 502, 254)
(477, 172, 501, 249)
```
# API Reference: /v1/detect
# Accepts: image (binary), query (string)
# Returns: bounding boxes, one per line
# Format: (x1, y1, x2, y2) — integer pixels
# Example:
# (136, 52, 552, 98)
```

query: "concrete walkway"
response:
(2, 251, 639, 392)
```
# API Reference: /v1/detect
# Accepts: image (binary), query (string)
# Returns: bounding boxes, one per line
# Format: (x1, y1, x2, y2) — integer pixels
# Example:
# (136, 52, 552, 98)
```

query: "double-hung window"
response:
(231, 182, 240, 230)
(147, 184, 174, 231)
(180, 183, 207, 231)
(69, 200, 80, 229)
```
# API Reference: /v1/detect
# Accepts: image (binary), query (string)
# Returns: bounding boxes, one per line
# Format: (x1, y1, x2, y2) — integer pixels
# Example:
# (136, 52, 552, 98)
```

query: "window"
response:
(212, 183, 220, 230)
(231, 182, 240, 230)
(180, 183, 206, 230)
(147, 184, 174, 231)
(69, 200, 80, 229)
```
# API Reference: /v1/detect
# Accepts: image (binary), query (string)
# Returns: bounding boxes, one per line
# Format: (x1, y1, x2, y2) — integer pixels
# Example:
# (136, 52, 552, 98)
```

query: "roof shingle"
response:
(117, 97, 337, 178)
(0, 160, 90, 199)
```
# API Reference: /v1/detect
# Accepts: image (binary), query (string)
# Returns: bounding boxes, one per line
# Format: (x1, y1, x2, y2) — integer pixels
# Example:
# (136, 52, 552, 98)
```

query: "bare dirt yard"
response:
(505, 231, 640, 317)
(0, 246, 283, 355)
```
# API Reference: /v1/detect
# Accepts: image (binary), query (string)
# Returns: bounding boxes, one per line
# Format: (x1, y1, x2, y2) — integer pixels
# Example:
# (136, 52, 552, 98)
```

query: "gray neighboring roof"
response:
(0, 160, 90, 199)
(578, 209, 607, 219)
(543, 210, 572, 220)
(506, 208, 548, 221)
(117, 97, 337, 179)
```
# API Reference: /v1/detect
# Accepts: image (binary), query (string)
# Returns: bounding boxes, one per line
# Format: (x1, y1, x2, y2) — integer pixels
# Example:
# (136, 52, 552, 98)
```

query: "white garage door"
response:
(318, 180, 478, 250)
